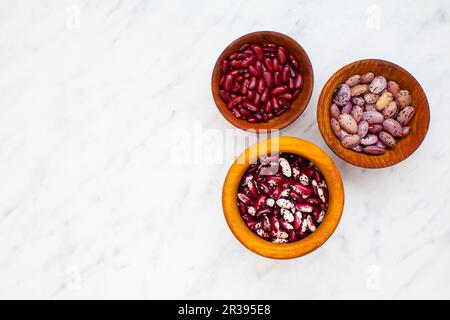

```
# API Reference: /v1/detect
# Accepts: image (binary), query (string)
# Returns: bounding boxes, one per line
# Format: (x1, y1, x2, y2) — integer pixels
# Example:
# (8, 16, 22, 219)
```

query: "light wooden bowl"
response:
(222, 137, 344, 259)
(317, 59, 430, 168)
(212, 31, 314, 131)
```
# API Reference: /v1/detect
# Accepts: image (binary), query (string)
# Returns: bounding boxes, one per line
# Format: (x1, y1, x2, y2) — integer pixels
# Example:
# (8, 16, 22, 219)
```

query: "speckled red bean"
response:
(237, 153, 328, 243)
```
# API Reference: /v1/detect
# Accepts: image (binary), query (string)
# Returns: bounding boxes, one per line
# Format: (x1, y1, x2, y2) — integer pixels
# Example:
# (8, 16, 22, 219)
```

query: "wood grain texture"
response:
(222, 137, 344, 259)
(212, 31, 314, 131)
(317, 59, 430, 168)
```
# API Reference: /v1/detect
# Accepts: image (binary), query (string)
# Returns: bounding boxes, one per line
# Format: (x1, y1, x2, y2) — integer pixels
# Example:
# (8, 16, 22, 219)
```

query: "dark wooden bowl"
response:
(317, 59, 430, 168)
(212, 31, 314, 131)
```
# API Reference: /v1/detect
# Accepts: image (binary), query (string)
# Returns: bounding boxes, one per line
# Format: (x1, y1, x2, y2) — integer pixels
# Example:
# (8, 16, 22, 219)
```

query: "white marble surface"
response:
(1, 0, 450, 299)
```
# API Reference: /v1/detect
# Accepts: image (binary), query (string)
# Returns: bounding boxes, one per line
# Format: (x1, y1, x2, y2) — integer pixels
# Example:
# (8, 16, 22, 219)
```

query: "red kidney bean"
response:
(278, 98, 291, 109)
(231, 107, 242, 119)
(221, 60, 229, 74)
(278, 93, 293, 101)
(240, 79, 249, 95)
(260, 112, 268, 122)
(229, 69, 239, 77)
(263, 58, 274, 72)
(224, 74, 234, 92)
(289, 67, 298, 79)
(242, 49, 253, 55)
(219, 42, 304, 123)
(278, 47, 287, 65)
(255, 60, 263, 74)
(271, 86, 288, 96)
(248, 77, 257, 90)
(289, 77, 295, 90)
(246, 90, 255, 101)
(238, 43, 251, 52)
(229, 53, 238, 60)
(288, 54, 299, 70)
(219, 90, 230, 103)
(253, 93, 261, 105)
(273, 72, 282, 86)
(248, 65, 260, 77)
(263, 100, 273, 114)
(251, 44, 264, 61)
(282, 66, 290, 83)
(271, 96, 280, 112)
(237, 153, 329, 243)
(273, 58, 282, 72)
(263, 42, 277, 48)
(243, 101, 259, 112)
(261, 88, 270, 103)
(235, 75, 244, 83)
(230, 60, 241, 68)
(263, 46, 277, 53)
(264, 53, 277, 59)
(227, 96, 243, 109)
(257, 78, 265, 94)
(241, 55, 256, 68)
(294, 74, 303, 89)
(263, 71, 273, 88)
(239, 107, 252, 118)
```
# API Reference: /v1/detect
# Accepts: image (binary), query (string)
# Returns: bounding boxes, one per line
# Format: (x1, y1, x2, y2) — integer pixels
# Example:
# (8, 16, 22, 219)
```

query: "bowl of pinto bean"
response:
(317, 59, 430, 168)
(212, 31, 314, 131)
(222, 137, 344, 259)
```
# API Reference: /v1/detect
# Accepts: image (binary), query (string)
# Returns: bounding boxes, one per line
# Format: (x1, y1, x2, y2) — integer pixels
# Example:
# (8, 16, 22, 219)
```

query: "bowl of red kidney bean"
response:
(212, 31, 314, 131)
(222, 137, 344, 259)
(317, 59, 430, 168)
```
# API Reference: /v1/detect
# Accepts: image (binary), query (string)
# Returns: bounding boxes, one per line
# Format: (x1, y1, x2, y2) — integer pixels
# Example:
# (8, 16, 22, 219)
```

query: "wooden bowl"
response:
(212, 31, 314, 131)
(317, 59, 430, 168)
(222, 137, 344, 259)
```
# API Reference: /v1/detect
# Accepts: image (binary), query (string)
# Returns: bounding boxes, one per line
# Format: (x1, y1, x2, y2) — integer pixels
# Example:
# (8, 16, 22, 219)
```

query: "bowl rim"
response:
(222, 136, 345, 259)
(211, 30, 314, 131)
(317, 58, 430, 168)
